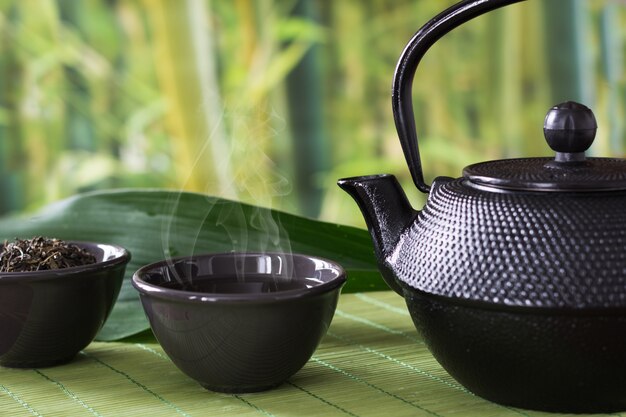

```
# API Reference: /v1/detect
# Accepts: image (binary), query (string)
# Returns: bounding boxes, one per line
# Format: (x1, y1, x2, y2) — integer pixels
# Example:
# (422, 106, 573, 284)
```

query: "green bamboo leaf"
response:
(0, 189, 384, 341)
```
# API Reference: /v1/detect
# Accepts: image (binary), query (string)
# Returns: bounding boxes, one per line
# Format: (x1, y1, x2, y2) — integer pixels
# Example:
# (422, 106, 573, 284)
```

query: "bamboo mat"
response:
(1, 292, 624, 417)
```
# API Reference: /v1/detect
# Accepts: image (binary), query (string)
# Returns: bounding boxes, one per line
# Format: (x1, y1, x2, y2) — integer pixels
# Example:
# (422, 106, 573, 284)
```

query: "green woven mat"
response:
(1, 292, 624, 417)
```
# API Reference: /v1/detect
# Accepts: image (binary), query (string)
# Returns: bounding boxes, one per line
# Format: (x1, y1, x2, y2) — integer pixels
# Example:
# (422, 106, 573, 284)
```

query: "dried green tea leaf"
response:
(0, 237, 96, 272)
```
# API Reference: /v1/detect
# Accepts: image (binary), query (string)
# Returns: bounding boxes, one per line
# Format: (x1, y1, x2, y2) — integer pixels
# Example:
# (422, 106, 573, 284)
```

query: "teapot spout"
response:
(338, 174, 417, 295)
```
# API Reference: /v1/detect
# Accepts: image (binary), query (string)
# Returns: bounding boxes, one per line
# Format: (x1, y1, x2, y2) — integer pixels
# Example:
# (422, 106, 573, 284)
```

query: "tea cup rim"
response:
(132, 251, 347, 304)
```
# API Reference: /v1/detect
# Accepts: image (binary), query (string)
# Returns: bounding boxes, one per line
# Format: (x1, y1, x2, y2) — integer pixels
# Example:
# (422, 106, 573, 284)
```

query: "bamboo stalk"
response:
(600, 3, 623, 156)
(518, 1, 551, 157)
(500, 6, 523, 157)
(16, 0, 67, 205)
(0, 3, 22, 214)
(285, 0, 328, 218)
(542, 0, 593, 106)
(57, 0, 96, 152)
(142, 0, 230, 195)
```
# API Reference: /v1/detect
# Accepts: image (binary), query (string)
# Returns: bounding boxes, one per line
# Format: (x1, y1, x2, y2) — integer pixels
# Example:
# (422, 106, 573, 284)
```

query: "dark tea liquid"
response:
(159, 275, 311, 294)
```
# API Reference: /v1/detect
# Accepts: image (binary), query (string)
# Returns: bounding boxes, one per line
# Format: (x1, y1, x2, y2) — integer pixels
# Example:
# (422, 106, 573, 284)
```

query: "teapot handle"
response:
(393, 0, 525, 194)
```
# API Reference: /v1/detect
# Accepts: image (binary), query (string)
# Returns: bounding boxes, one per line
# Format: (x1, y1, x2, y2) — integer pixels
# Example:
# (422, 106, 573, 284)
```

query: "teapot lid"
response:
(463, 102, 626, 192)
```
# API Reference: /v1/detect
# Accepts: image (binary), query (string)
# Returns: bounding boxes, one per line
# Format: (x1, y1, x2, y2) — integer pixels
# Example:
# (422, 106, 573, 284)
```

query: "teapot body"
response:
(389, 177, 626, 412)
(392, 176, 626, 310)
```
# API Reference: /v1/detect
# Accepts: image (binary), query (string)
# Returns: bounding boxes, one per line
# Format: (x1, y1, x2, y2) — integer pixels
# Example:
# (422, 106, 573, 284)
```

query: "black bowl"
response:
(132, 252, 346, 393)
(0, 242, 130, 368)
(405, 290, 626, 413)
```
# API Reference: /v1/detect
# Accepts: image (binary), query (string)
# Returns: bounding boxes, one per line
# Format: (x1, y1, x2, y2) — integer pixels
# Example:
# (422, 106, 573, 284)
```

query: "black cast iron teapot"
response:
(339, 0, 626, 413)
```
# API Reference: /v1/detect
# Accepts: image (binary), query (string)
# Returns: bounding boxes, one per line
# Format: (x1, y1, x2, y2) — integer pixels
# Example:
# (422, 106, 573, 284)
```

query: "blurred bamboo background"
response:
(0, 0, 624, 227)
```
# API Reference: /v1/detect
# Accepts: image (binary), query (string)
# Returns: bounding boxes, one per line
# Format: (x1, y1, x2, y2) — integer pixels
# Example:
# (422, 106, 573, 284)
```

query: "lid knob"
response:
(543, 101, 597, 163)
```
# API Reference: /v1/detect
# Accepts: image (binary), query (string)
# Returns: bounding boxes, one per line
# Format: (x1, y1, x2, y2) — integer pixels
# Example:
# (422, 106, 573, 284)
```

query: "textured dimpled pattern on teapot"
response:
(393, 179, 626, 309)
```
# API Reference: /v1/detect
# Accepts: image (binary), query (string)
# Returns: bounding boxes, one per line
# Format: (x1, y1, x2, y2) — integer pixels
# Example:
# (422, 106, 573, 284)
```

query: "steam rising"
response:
(157, 0, 296, 285)
(160, 104, 294, 285)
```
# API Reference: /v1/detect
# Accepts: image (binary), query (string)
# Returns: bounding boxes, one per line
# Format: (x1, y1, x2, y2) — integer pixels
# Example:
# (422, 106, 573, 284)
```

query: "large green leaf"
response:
(0, 189, 385, 341)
